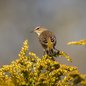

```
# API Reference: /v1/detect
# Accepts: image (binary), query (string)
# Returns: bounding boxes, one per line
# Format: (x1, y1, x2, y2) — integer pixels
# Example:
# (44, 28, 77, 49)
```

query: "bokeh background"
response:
(0, 0, 86, 73)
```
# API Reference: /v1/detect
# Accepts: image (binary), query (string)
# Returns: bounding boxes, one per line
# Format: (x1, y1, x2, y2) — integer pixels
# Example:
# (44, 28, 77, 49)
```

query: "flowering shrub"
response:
(67, 39, 86, 45)
(0, 40, 86, 86)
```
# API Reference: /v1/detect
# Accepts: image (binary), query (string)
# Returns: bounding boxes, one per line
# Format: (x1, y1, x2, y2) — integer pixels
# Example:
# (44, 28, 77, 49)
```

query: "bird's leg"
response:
(53, 47, 60, 56)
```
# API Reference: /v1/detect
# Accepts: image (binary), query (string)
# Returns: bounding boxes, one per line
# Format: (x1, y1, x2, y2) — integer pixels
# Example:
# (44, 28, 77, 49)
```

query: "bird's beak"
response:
(30, 30, 34, 33)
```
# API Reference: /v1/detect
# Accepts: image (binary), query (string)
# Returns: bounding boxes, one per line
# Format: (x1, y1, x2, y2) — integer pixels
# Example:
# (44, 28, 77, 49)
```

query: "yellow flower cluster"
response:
(0, 40, 85, 86)
(67, 39, 86, 45)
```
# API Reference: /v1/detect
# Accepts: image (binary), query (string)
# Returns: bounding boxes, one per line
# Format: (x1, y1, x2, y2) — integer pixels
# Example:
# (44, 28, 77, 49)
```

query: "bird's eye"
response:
(35, 26, 40, 30)
(36, 27, 39, 30)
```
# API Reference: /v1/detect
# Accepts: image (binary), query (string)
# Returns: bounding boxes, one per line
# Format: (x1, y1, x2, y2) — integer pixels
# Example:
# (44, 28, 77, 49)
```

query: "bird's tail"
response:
(46, 37, 59, 57)
(46, 48, 59, 57)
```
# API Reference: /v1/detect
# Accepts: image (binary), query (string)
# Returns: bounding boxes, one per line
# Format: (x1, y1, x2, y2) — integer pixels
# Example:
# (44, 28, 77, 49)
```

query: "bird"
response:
(33, 26, 59, 57)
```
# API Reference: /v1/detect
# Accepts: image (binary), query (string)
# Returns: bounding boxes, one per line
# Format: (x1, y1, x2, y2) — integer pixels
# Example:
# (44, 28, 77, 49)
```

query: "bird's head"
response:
(33, 26, 47, 36)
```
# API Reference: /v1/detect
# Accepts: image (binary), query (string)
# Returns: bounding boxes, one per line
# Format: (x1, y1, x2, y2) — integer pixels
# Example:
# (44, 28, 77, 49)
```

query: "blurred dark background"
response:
(0, 0, 86, 73)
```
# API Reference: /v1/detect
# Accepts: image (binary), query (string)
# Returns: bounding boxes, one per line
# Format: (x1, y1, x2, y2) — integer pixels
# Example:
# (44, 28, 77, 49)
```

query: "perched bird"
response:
(33, 26, 59, 56)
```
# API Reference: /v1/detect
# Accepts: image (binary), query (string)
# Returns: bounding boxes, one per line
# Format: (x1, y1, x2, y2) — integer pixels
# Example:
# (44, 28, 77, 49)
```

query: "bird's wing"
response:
(39, 30, 56, 48)
(47, 37, 53, 50)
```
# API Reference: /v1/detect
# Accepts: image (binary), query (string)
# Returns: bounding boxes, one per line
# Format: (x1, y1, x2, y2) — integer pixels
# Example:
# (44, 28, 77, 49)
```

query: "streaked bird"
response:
(33, 26, 58, 56)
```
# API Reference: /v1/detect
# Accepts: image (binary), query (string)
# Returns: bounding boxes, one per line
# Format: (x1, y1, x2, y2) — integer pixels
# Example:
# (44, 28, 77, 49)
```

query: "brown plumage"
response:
(33, 26, 57, 56)
(39, 30, 56, 49)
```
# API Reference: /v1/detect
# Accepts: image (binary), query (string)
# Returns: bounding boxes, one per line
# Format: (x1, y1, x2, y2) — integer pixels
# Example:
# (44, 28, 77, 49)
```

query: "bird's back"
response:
(39, 30, 56, 49)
